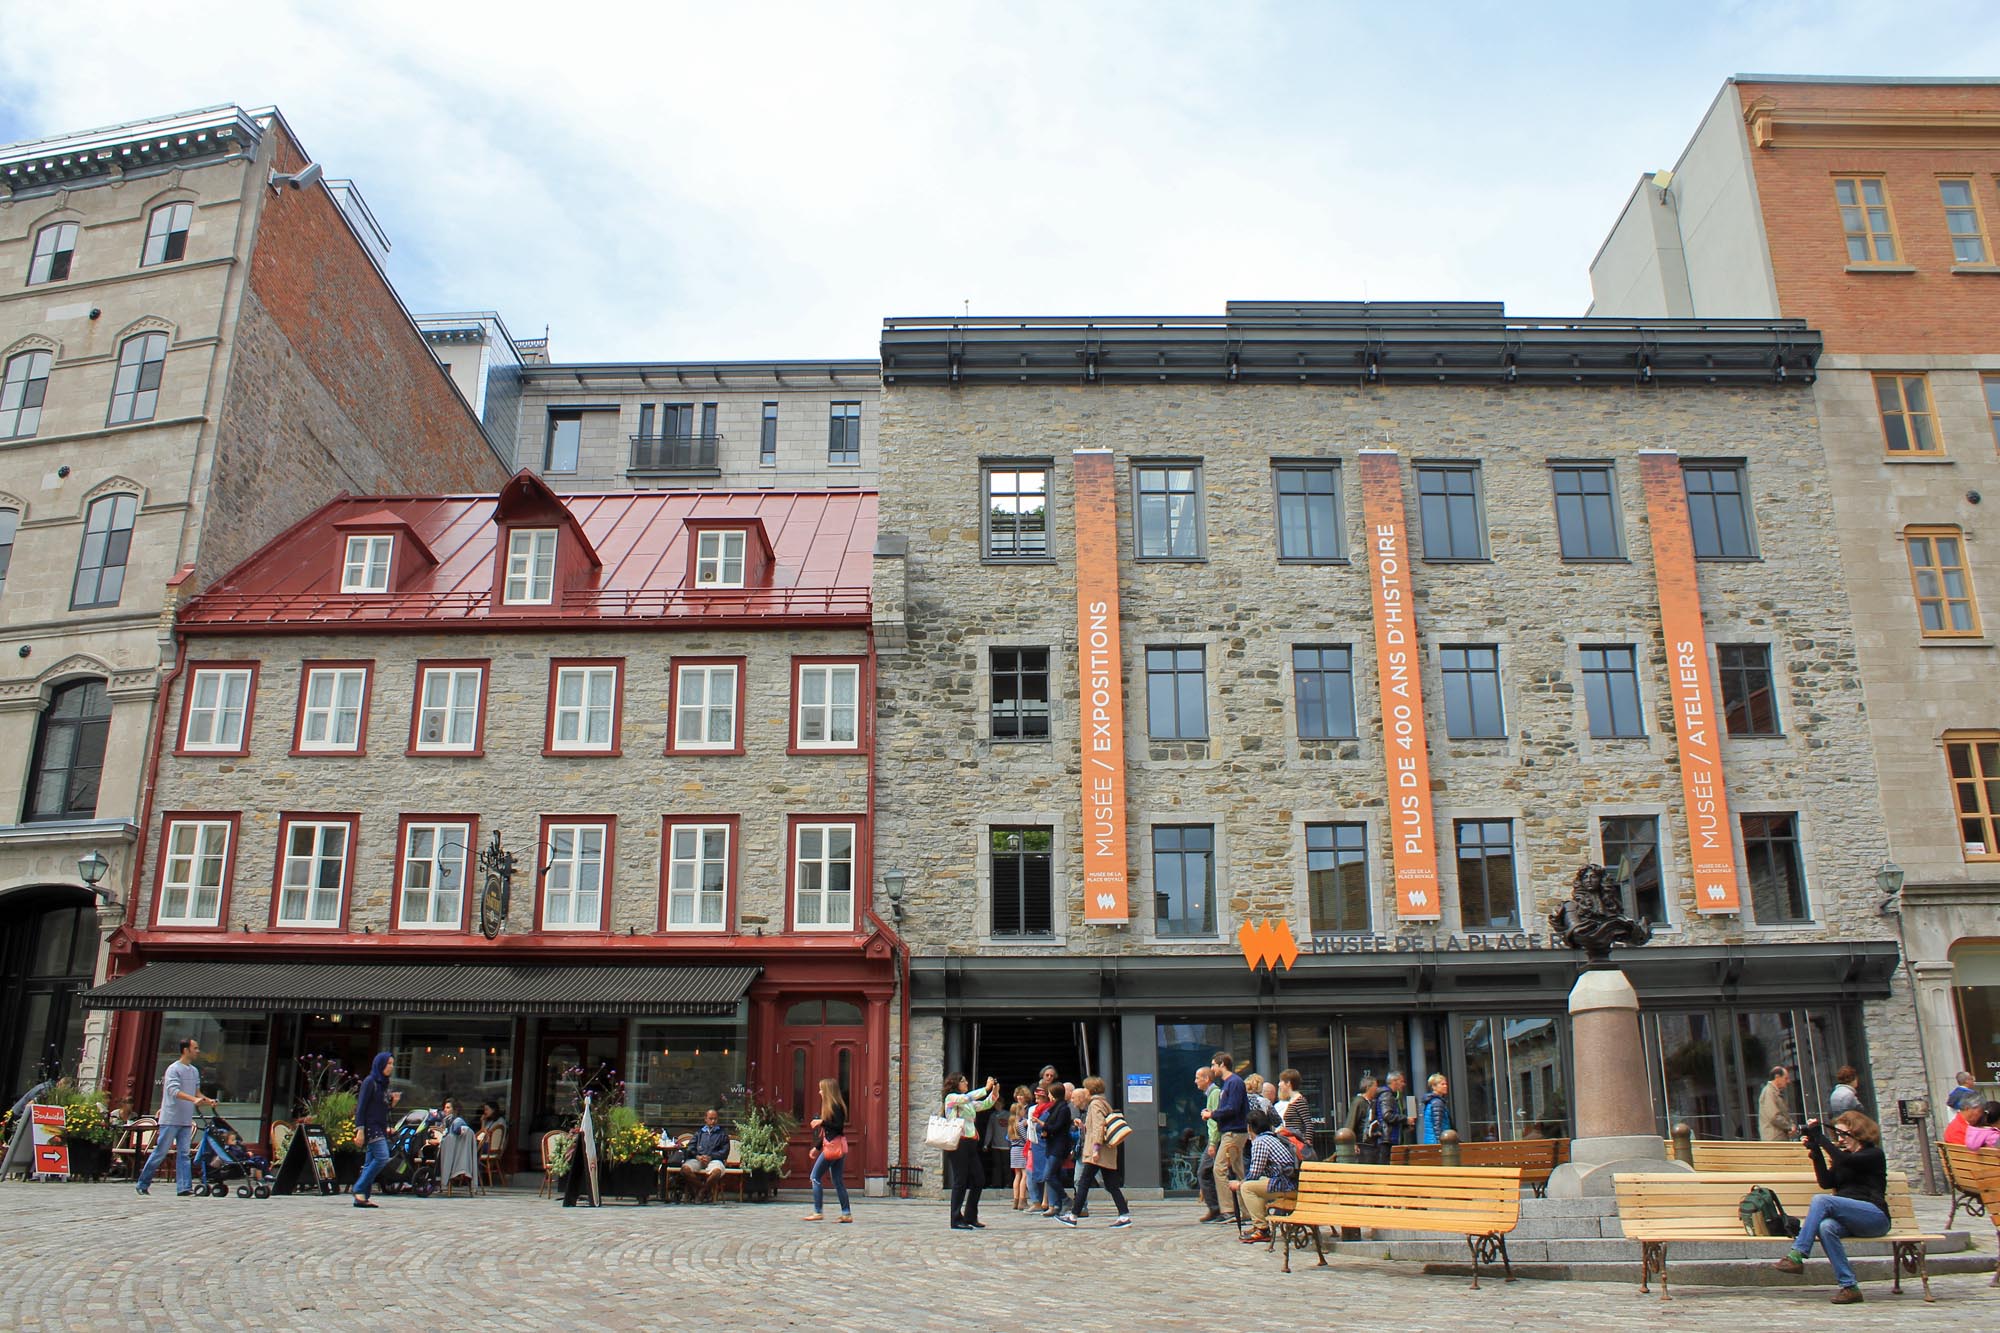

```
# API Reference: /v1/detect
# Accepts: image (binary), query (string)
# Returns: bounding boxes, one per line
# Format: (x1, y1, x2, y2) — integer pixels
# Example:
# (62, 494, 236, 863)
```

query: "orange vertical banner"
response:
(1639, 450, 1741, 915)
(1073, 449, 1130, 924)
(1358, 451, 1441, 920)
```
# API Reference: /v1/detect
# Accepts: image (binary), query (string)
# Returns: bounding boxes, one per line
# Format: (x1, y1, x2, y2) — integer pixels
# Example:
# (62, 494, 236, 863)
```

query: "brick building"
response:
(1590, 76, 2000, 1117)
(0, 106, 507, 1101)
(84, 472, 895, 1185)
(872, 303, 1921, 1189)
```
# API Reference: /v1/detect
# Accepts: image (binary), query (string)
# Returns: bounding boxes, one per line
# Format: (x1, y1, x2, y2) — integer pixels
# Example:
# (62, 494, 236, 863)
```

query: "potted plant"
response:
(296, 1056, 361, 1188)
(54, 1082, 116, 1180)
(601, 1106, 662, 1205)
(733, 1099, 797, 1202)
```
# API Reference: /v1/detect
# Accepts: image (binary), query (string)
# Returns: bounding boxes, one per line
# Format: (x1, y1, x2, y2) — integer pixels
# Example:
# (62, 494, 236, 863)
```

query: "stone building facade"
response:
(0, 105, 505, 1101)
(1590, 76, 2000, 1119)
(873, 305, 1921, 1188)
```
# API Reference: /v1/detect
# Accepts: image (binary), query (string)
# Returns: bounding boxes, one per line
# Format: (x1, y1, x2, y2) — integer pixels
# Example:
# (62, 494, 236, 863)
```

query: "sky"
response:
(4, 2, 1997, 362)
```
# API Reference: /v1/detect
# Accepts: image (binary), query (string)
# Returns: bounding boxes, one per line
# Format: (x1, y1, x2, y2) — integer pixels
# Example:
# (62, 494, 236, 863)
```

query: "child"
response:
(1007, 1085, 1031, 1210)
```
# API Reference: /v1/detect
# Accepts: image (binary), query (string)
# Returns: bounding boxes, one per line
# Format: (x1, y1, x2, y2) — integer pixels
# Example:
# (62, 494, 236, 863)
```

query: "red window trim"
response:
(543, 657, 626, 757)
(289, 659, 376, 757)
(657, 813, 741, 934)
(150, 810, 243, 930)
(388, 812, 480, 933)
(534, 813, 617, 935)
(406, 659, 492, 758)
(783, 811, 869, 934)
(664, 656, 748, 756)
(173, 660, 261, 758)
(268, 811, 362, 932)
(787, 654, 869, 755)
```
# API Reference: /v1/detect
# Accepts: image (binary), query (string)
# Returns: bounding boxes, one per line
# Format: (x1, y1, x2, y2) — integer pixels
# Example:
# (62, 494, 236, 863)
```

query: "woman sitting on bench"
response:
(1771, 1111, 1888, 1305)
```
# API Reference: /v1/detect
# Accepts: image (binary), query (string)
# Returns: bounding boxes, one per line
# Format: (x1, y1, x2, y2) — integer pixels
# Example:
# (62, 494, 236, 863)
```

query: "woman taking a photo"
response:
(942, 1072, 998, 1231)
(803, 1076, 852, 1223)
(1771, 1111, 1890, 1304)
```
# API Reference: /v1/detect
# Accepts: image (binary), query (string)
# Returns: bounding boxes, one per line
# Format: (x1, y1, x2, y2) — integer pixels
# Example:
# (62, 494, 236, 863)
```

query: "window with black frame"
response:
(1682, 463, 1755, 559)
(1292, 645, 1357, 740)
(72, 494, 137, 609)
(25, 679, 110, 822)
(984, 465, 1050, 560)
(1417, 464, 1485, 560)
(1454, 819, 1518, 929)
(1305, 822, 1369, 933)
(1145, 646, 1208, 740)
(990, 647, 1050, 740)
(1273, 463, 1343, 561)
(1742, 813, 1809, 922)
(990, 827, 1054, 938)
(1153, 825, 1216, 937)
(828, 402, 861, 465)
(1134, 464, 1204, 559)
(1598, 815, 1666, 924)
(1440, 645, 1504, 739)
(1717, 644, 1779, 736)
(1550, 464, 1622, 560)
(1580, 645, 1644, 738)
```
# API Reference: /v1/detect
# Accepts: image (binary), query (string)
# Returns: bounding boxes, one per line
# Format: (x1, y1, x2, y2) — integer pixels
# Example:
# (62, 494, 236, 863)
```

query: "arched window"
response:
(24, 678, 111, 822)
(0, 350, 51, 439)
(107, 334, 166, 425)
(72, 494, 137, 609)
(140, 202, 192, 267)
(0, 507, 17, 597)
(28, 222, 78, 285)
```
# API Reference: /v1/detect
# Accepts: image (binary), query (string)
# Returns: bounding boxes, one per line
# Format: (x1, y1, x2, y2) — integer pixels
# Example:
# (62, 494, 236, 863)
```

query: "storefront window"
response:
(1457, 1017, 1500, 1142)
(1734, 1009, 1801, 1132)
(1282, 1023, 1331, 1132)
(383, 1018, 513, 1115)
(154, 1012, 269, 1145)
(1652, 1012, 1725, 1138)
(1505, 1016, 1566, 1138)
(626, 1016, 746, 1129)
(1952, 945, 2000, 1090)
(1156, 1020, 1252, 1191)
(1339, 1020, 1396, 1114)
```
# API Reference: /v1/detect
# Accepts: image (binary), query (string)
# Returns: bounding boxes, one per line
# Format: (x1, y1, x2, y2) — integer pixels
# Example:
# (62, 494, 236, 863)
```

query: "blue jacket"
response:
(689, 1123, 730, 1161)
(356, 1052, 393, 1135)
(1419, 1091, 1453, 1145)
(1213, 1073, 1248, 1134)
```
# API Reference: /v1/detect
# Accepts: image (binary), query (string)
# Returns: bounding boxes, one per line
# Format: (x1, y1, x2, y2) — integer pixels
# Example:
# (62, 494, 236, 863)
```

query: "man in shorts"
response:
(681, 1107, 732, 1202)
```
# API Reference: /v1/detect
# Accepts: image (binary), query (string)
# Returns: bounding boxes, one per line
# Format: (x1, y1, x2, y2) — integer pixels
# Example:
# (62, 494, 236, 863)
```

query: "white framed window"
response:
(542, 822, 607, 930)
(551, 665, 619, 752)
(276, 820, 350, 927)
(157, 820, 231, 926)
(795, 662, 860, 749)
(674, 663, 738, 750)
(505, 528, 557, 604)
(341, 535, 393, 592)
(694, 530, 747, 588)
(298, 667, 368, 752)
(793, 822, 855, 930)
(399, 821, 470, 930)
(183, 668, 252, 752)
(665, 823, 730, 930)
(414, 667, 483, 752)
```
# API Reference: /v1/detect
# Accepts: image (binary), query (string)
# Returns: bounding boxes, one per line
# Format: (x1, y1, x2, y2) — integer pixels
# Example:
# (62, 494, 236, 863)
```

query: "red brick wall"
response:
(1735, 81, 2000, 354)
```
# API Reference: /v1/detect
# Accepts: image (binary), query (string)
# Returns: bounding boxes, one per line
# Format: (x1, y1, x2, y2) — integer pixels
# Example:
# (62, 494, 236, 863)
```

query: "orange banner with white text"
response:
(1639, 450, 1741, 915)
(1073, 450, 1130, 923)
(1359, 451, 1441, 920)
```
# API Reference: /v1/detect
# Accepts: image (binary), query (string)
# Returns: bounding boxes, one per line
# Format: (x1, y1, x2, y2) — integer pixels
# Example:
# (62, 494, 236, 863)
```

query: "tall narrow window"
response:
(107, 332, 166, 425)
(760, 401, 779, 465)
(398, 821, 470, 930)
(637, 404, 655, 440)
(991, 827, 1054, 938)
(1306, 822, 1369, 934)
(1134, 464, 1205, 559)
(662, 403, 694, 438)
(828, 401, 861, 465)
(1440, 645, 1505, 739)
(141, 202, 193, 266)
(296, 666, 369, 753)
(545, 411, 581, 472)
(0, 350, 52, 438)
(0, 508, 16, 598)
(71, 493, 138, 609)
(340, 535, 394, 592)
(673, 662, 739, 751)
(795, 662, 861, 749)
(1145, 646, 1208, 741)
(1833, 176, 1898, 264)
(1551, 464, 1622, 560)
(1940, 178, 1991, 264)
(984, 465, 1051, 559)
(1597, 815, 1666, 925)
(1417, 464, 1486, 560)
(1984, 374, 2000, 450)
(28, 222, 78, 285)
(1580, 645, 1644, 738)
(549, 664, 620, 753)
(504, 529, 557, 604)
(1742, 812, 1809, 922)
(1875, 374, 1941, 455)
(1717, 644, 1779, 737)
(1454, 819, 1518, 930)
(1292, 645, 1357, 741)
(541, 822, 607, 930)
(990, 647, 1050, 740)
(25, 679, 110, 822)
(694, 530, 746, 588)
(1906, 526, 1980, 637)
(793, 822, 855, 930)
(1682, 463, 1754, 560)
(699, 402, 718, 439)
(1153, 824, 1216, 938)
(182, 667, 253, 753)
(413, 666, 484, 753)
(665, 823, 730, 930)
(1944, 732, 2000, 860)
(275, 819, 350, 927)
(158, 819, 232, 927)
(1274, 463, 1344, 561)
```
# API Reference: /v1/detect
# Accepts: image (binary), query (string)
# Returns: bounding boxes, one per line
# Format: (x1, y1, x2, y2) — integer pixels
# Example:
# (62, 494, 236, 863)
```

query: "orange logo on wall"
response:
(1359, 451, 1442, 920)
(1639, 450, 1741, 915)
(1073, 449, 1130, 923)
(1239, 918, 1301, 971)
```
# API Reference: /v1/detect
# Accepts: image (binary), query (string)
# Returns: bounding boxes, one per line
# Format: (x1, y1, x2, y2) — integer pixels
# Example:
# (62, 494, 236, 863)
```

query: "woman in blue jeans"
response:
(350, 1051, 396, 1208)
(803, 1077, 852, 1222)
(1772, 1110, 1890, 1304)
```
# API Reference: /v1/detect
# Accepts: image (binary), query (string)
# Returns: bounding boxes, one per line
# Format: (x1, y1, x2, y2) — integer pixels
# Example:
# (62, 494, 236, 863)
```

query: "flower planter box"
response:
(604, 1161, 658, 1205)
(331, 1148, 363, 1190)
(744, 1166, 780, 1202)
(66, 1140, 112, 1181)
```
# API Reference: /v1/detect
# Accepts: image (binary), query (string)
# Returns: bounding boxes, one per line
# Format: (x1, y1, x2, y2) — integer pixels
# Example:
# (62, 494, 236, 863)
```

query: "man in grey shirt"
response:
(136, 1036, 215, 1196)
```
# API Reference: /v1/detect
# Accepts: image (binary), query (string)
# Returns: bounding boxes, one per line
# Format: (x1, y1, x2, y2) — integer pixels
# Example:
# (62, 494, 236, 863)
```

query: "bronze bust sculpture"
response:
(1548, 863, 1652, 964)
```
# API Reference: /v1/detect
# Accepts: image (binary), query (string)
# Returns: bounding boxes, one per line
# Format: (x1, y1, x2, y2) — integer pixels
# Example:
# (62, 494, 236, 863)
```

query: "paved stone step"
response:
(1514, 1197, 1621, 1219)
(1416, 1250, 1998, 1287)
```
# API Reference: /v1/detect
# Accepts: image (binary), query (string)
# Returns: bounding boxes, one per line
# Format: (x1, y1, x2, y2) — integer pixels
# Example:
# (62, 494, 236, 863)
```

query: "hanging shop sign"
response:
(1073, 449, 1131, 924)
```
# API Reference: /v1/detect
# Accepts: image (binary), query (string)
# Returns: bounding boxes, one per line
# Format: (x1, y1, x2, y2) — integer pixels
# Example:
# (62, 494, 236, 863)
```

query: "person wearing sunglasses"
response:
(1771, 1111, 1889, 1304)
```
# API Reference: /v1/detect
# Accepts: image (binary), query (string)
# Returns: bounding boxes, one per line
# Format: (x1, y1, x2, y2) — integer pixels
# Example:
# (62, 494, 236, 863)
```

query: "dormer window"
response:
(695, 530, 747, 588)
(341, 535, 393, 593)
(505, 529, 557, 604)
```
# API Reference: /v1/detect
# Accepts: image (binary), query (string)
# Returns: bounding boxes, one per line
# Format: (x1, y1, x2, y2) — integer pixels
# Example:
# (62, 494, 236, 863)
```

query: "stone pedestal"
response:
(1546, 968, 1691, 1198)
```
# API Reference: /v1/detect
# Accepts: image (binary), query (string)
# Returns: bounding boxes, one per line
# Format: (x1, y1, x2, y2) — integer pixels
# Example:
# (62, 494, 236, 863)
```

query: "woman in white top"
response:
(942, 1072, 998, 1231)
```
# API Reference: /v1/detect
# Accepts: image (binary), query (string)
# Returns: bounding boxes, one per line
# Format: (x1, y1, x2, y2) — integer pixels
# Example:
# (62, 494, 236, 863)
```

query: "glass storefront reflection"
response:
(154, 1012, 270, 1145)
(1156, 1020, 1252, 1189)
(626, 1017, 745, 1129)
(385, 1018, 514, 1114)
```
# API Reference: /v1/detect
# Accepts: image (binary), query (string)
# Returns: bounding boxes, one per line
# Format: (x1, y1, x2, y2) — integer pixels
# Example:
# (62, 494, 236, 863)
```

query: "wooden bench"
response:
(1614, 1172, 1940, 1302)
(1938, 1143, 2000, 1282)
(1269, 1162, 1524, 1284)
(1672, 1140, 1812, 1173)
(1389, 1139, 1569, 1196)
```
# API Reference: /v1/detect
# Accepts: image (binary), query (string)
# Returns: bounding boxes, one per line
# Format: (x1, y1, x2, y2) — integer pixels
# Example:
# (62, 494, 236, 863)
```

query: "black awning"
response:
(80, 960, 759, 1018)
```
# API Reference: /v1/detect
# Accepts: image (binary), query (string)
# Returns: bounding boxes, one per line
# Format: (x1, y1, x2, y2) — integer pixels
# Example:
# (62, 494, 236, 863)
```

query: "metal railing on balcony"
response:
(629, 433, 722, 474)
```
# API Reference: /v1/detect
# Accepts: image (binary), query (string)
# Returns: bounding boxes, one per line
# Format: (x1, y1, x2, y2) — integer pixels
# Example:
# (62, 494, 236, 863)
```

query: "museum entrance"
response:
(0, 888, 100, 1104)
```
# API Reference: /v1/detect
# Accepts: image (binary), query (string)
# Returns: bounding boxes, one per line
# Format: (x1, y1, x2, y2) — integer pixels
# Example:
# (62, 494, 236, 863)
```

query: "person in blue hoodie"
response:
(351, 1052, 397, 1208)
(1419, 1072, 1454, 1145)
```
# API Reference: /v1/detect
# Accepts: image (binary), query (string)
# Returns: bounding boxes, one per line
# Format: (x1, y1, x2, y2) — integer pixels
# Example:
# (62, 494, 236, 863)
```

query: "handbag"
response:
(1102, 1110, 1134, 1149)
(925, 1114, 965, 1151)
(821, 1134, 849, 1161)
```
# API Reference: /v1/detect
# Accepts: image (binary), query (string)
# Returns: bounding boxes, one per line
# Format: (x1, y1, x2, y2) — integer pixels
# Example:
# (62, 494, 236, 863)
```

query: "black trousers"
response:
(1073, 1162, 1127, 1216)
(948, 1139, 985, 1225)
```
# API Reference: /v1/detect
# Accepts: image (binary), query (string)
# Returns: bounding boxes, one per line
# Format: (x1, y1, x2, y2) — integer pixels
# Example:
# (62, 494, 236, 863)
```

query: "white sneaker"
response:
(1055, 1212, 1078, 1227)
(1110, 1215, 1134, 1228)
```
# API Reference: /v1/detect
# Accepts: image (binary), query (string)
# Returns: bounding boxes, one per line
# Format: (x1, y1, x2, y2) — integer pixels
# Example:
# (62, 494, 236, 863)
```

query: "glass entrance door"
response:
(0, 893, 101, 1102)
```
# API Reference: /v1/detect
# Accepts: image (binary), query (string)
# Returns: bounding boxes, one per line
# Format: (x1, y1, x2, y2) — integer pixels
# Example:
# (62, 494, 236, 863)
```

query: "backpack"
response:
(1280, 1126, 1314, 1162)
(1739, 1185, 1800, 1238)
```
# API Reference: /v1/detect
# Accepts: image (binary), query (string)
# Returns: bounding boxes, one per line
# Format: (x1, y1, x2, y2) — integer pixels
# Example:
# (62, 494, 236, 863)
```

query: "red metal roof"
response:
(181, 477, 876, 631)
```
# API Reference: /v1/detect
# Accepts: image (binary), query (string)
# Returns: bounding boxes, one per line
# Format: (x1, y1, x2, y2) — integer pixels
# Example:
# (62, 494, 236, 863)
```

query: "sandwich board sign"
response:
(30, 1104, 67, 1178)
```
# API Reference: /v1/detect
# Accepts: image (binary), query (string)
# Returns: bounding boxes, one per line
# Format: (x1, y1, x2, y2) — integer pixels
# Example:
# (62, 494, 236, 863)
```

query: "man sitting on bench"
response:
(1232, 1108, 1299, 1245)
(680, 1108, 731, 1202)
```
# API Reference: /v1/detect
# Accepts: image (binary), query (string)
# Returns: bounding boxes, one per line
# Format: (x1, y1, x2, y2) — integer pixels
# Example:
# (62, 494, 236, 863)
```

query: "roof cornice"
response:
(522, 360, 881, 387)
(0, 106, 262, 197)
(1743, 96, 2000, 151)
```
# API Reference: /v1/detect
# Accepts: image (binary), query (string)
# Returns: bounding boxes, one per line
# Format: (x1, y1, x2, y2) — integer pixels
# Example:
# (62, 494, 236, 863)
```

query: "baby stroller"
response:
(376, 1109, 438, 1197)
(192, 1110, 270, 1199)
